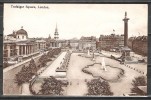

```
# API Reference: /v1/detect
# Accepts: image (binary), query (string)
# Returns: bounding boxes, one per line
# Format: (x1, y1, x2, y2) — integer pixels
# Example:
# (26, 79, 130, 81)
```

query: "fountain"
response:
(82, 56, 125, 82)
(87, 49, 90, 56)
(78, 49, 97, 58)
(102, 57, 107, 71)
(92, 53, 95, 61)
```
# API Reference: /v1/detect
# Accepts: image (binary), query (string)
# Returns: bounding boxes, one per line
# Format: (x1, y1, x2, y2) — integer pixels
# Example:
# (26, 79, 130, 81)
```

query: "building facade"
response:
(79, 36, 97, 51)
(46, 25, 60, 48)
(128, 36, 147, 56)
(3, 27, 46, 65)
(97, 34, 124, 51)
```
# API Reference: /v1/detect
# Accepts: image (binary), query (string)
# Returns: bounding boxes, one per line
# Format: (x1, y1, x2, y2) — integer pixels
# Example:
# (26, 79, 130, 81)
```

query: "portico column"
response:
(30, 45, 32, 53)
(19, 45, 21, 55)
(30, 45, 32, 54)
(26, 45, 27, 55)
(25, 45, 26, 55)
(29, 45, 30, 54)
(21, 45, 22, 55)
(34, 45, 36, 52)
(31, 45, 33, 53)
(28, 45, 30, 54)
(27, 45, 29, 54)
(23, 45, 25, 55)
(26, 45, 28, 55)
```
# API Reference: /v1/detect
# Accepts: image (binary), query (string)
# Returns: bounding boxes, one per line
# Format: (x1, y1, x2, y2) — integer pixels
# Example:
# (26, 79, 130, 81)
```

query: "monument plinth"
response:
(122, 12, 131, 61)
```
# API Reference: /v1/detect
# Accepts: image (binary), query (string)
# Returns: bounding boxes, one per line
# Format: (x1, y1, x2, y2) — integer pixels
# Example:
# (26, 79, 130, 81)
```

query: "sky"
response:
(4, 4, 147, 39)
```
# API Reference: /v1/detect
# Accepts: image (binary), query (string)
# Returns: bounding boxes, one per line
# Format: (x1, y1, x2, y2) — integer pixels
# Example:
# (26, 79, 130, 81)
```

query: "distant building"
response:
(35, 39, 46, 50)
(128, 36, 147, 56)
(127, 37, 135, 49)
(46, 25, 60, 48)
(6, 27, 28, 40)
(3, 27, 46, 65)
(97, 34, 124, 51)
(80, 36, 96, 41)
(65, 40, 79, 50)
(79, 36, 96, 51)
(6, 31, 16, 40)
(47, 36, 97, 51)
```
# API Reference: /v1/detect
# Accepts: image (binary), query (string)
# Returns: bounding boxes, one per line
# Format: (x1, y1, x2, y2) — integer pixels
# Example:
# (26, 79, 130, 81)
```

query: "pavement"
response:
(66, 53, 94, 96)
(95, 56, 146, 96)
(66, 53, 147, 96)
(21, 83, 31, 95)
(125, 63, 147, 75)
(39, 52, 67, 78)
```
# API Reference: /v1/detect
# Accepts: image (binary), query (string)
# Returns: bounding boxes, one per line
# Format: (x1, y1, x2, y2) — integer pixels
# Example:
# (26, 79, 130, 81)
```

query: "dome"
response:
(16, 27, 28, 36)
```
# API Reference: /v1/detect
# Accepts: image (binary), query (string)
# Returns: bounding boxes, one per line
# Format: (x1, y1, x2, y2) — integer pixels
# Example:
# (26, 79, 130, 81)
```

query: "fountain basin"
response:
(78, 54, 93, 58)
(78, 49, 94, 58)
(82, 63, 124, 82)
(78, 53, 100, 58)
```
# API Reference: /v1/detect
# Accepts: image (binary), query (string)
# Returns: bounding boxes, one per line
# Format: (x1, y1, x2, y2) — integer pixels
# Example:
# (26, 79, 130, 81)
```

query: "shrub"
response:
(86, 78, 113, 96)
(131, 76, 147, 95)
(39, 76, 67, 95)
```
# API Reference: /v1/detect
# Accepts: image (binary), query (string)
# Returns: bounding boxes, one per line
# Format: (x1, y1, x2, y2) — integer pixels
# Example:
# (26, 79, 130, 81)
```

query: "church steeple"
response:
(55, 24, 58, 33)
(48, 34, 51, 39)
(54, 23, 59, 40)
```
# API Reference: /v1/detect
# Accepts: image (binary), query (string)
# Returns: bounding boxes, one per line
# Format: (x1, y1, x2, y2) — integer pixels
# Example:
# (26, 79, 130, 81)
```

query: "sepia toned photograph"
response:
(3, 4, 147, 96)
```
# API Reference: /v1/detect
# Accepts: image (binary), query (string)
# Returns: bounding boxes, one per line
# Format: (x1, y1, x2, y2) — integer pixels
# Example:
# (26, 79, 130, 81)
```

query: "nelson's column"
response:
(123, 11, 129, 46)
(121, 12, 131, 59)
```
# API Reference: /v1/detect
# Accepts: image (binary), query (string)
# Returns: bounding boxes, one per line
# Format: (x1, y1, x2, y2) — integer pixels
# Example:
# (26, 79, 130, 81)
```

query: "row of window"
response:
(17, 35, 26, 39)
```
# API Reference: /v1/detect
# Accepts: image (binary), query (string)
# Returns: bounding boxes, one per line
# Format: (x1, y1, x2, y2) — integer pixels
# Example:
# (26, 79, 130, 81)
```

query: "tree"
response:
(53, 48, 61, 55)
(47, 50, 54, 59)
(15, 59, 37, 85)
(131, 76, 147, 95)
(39, 54, 48, 67)
(28, 58, 37, 74)
(15, 65, 34, 85)
(86, 78, 113, 96)
(39, 76, 67, 95)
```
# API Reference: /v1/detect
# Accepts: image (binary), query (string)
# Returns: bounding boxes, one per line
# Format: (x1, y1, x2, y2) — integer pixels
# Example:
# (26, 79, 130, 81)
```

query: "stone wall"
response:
(3, 54, 42, 95)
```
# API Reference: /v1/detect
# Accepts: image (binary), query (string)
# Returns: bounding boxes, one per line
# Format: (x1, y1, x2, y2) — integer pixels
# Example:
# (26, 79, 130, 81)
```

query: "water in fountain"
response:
(102, 57, 107, 71)
(87, 49, 90, 56)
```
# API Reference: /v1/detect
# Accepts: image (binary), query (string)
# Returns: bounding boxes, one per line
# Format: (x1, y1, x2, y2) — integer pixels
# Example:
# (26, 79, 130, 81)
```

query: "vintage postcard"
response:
(3, 4, 147, 96)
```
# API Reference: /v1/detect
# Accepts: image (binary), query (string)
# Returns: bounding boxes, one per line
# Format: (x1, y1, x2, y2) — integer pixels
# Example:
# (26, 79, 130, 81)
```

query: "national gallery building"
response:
(3, 27, 47, 64)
